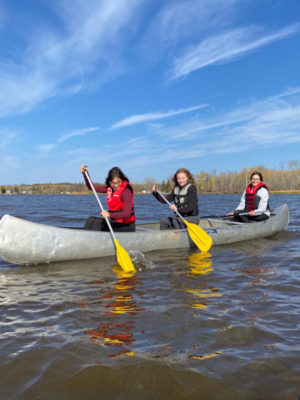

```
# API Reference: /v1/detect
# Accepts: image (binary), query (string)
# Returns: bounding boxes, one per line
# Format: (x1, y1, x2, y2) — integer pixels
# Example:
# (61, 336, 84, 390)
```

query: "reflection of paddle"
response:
(156, 189, 212, 253)
(84, 171, 135, 273)
(187, 252, 213, 275)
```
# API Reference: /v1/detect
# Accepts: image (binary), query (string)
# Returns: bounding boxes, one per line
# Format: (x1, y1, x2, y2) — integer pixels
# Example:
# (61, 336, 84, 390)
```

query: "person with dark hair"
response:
(227, 171, 270, 223)
(80, 165, 136, 232)
(152, 168, 199, 230)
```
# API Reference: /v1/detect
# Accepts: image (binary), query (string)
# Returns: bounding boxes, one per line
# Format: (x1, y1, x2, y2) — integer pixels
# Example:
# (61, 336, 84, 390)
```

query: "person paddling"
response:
(152, 168, 199, 230)
(80, 165, 136, 232)
(227, 171, 270, 223)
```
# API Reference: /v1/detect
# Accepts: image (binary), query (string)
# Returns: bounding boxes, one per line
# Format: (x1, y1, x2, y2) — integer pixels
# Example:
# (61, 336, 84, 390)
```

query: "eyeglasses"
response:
(110, 179, 122, 186)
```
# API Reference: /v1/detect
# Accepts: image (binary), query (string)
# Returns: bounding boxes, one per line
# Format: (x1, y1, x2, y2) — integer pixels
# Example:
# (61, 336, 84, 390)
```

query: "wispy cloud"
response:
(0, 128, 18, 149)
(0, 155, 19, 171)
(60, 137, 155, 174)
(94, 87, 300, 173)
(36, 144, 57, 155)
(110, 104, 208, 129)
(0, 128, 20, 173)
(58, 126, 100, 142)
(147, 87, 300, 159)
(139, 0, 238, 61)
(0, 0, 142, 118)
(63, 87, 300, 171)
(38, 87, 300, 180)
(35, 126, 100, 156)
(170, 24, 300, 80)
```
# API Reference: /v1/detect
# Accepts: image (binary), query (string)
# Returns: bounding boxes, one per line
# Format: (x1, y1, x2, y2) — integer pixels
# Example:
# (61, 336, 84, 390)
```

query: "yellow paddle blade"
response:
(112, 264, 135, 277)
(184, 220, 213, 253)
(114, 239, 136, 273)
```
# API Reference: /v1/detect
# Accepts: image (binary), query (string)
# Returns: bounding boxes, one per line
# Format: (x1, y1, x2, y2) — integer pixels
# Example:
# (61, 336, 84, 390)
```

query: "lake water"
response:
(0, 194, 299, 400)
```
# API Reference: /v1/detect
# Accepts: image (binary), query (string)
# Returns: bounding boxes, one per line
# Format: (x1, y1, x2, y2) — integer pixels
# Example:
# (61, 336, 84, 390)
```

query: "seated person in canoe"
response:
(80, 165, 136, 232)
(227, 171, 270, 223)
(152, 168, 199, 230)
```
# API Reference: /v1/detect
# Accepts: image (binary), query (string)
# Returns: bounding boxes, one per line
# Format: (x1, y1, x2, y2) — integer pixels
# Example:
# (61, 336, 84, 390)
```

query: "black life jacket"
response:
(173, 183, 198, 216)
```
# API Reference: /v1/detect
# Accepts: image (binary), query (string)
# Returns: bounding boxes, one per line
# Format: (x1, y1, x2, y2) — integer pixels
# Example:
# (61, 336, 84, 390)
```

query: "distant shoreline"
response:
(2, 165, 300, 195)
(1, 190, 300, 195)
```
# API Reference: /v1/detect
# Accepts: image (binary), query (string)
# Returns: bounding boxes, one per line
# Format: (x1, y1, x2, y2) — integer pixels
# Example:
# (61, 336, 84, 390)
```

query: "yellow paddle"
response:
(156, 189, 213, 253)
(84, 171, 136, 273)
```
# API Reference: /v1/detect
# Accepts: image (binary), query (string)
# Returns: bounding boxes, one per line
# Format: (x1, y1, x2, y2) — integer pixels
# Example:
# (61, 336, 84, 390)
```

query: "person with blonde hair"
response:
(152, 168, 199, 230)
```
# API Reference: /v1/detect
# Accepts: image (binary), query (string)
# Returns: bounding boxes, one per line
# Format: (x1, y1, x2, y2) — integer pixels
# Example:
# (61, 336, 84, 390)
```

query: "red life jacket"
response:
(245, 183, 269, 211)
(106, 181, 136, 224)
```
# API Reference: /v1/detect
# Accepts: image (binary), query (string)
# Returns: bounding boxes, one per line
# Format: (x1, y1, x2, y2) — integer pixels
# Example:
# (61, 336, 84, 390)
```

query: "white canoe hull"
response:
(0, 204, 289, 265)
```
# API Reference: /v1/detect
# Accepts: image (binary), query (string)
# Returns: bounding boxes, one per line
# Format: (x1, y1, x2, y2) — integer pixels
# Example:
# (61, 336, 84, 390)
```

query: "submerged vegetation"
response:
(1, 163, 300, 195)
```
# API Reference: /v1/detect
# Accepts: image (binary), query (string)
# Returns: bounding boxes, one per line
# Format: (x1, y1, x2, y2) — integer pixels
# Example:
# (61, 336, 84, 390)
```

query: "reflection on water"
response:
(188, 351, 222, 360)
(186, 252, 213, 276)
(231, 263, 279, 323)
(185, 252, 220, 310)
(0, 194, 299, 399)
(82, 266, 145, 358)
(183, 252, 223, 361)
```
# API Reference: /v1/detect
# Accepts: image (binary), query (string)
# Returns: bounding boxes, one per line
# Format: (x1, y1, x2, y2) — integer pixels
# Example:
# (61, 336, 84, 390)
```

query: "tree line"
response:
(1, 162, 300, 195)
(144, 162, 300, 193)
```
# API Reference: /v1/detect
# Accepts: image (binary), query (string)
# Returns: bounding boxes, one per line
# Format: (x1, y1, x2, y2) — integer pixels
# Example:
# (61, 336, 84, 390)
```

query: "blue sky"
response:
(1, 0, 300, 185)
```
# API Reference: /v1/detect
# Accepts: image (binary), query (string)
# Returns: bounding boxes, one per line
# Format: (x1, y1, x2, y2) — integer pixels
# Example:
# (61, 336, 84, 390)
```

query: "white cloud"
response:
(30, 87, 300, 175)
(148, 87, 300, 157)
(0, 0, 142, 118)
(110, 104, 208, 129)
(61, 87, 300, 172)
(0, 128, 18, 149)
(58, 127, 100, 142)
(107, 87, 300, 168)
(139, 0, 238, 60)
(0, 155, 19, 170)
(34, 126, 100, 157)
(13, 86, 300, 182)
(170, 24, 300, 80)
(36, 144, 57, 155)
(58, 136, 155, 180)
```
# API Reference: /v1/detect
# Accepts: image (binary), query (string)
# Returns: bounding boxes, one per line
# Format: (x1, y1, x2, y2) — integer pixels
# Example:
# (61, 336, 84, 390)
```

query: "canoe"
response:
(0, 204, 289, 266)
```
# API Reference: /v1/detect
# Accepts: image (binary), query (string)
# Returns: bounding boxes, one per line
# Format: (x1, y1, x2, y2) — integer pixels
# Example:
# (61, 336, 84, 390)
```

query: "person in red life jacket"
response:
(152, 168, 199, 230)
(227, 171, 270, 223)
(80, 165, 136, 232)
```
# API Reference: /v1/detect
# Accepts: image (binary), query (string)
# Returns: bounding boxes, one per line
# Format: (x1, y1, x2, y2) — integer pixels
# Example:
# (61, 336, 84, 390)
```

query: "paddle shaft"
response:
(202, 212, 250, 219)
(84, 171, 136, 273)
(156, 189, 187, 223)
(156, 189, 213, 252)
(202, 210, 273, 219)
(84, 171, 116, 242)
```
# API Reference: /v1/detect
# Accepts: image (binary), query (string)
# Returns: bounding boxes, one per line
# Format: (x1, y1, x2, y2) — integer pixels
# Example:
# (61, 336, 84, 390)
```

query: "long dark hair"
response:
(172, 168, 195, 187)
(105, 166, 130, 186)
(250, 171, 263, 181)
